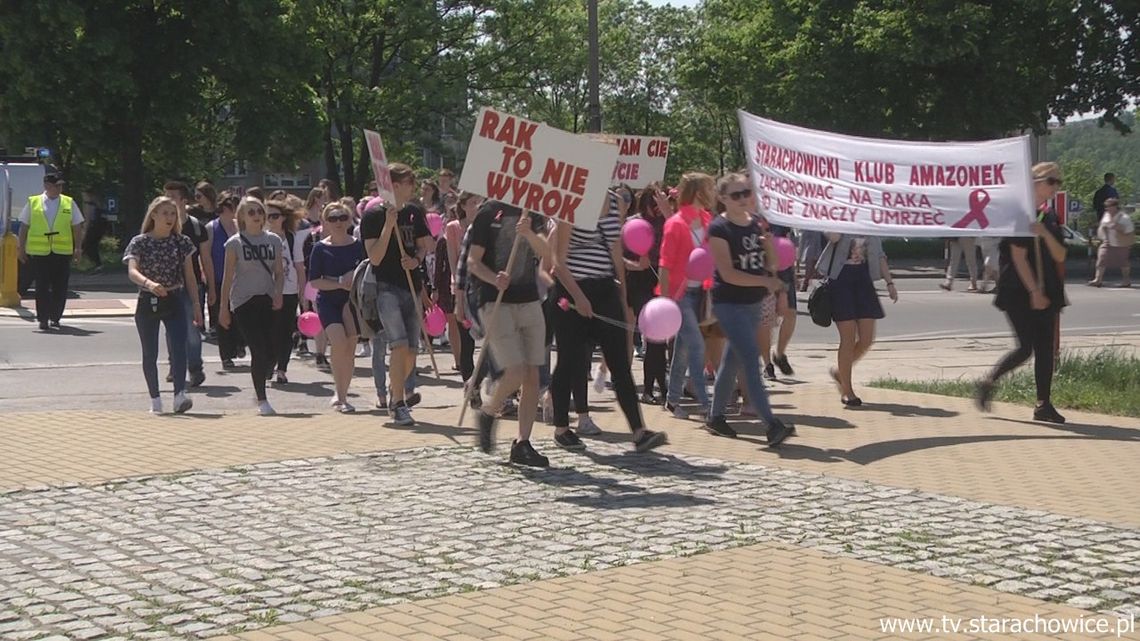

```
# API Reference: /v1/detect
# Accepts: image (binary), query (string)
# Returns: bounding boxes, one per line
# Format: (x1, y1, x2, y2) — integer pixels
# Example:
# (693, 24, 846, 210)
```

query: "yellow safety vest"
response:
(25, 194, 76, 256)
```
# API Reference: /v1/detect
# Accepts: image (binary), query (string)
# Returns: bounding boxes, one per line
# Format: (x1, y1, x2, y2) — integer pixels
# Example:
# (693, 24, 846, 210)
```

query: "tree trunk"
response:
(338, 119, 356, 200)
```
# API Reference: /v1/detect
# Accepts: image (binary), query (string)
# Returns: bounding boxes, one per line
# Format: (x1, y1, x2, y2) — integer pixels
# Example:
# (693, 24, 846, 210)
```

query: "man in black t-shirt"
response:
(360, 164, 434, 426)
(163, 180, 210, 387)
(467, 201, 552, 467)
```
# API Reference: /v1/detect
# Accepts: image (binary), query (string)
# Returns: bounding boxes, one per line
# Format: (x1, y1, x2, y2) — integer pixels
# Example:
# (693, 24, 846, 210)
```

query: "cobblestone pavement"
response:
(2, 444, 1138, 640)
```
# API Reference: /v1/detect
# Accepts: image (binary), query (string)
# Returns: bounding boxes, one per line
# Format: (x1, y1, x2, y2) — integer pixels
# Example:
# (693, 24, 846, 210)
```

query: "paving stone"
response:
(0, 444, 1137, 638)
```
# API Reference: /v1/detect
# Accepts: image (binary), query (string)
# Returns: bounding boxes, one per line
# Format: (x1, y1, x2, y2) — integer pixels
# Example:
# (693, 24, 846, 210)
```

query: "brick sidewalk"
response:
(2, 384, 1138, 640)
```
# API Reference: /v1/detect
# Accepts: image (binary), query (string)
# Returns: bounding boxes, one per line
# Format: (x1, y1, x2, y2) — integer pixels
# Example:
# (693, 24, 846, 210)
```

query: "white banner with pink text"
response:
(738, 110, 1036, 237)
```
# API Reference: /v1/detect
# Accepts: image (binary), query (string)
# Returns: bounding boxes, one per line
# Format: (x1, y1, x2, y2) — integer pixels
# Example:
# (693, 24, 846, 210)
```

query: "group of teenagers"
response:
(123, 160, 1075, 467)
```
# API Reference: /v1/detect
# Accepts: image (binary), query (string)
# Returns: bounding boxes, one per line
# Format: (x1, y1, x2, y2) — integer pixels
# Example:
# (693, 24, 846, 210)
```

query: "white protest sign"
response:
(460, 107, 619, 229)
(586, 134, 669, 189)
(363, 129, 396, 204)
(738, 110, 1036, 237)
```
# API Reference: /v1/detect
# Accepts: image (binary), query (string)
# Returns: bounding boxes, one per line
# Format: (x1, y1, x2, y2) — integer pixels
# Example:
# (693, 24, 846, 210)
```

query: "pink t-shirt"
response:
(659, 204, 712, 300)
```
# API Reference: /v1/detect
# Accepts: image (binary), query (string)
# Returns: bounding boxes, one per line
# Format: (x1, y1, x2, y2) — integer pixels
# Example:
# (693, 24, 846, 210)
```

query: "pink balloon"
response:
(686, 247, 714, 281)
(297, 311, 323, 338)
(303, 282, 318, 303)
(426, 212, 444, 238)
(773, 236, 796, 271)
(622, 218, 654, 256)
(424, 305, 447, 337)
(638, 297, 682, 343)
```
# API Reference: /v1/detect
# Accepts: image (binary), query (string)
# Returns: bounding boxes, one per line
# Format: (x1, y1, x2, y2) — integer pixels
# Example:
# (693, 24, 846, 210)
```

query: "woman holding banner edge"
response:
(975, 162, 1068, 424)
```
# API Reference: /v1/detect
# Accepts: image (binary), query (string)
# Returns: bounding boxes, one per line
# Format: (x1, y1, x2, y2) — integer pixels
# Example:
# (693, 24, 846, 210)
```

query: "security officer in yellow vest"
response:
(17, 171, 85, 331)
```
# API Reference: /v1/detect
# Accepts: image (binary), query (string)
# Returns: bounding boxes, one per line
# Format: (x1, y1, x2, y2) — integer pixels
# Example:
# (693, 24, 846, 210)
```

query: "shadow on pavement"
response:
(782, 413, 856, 430)
(383, 420, 470, 445)
(197, 385, 243, 399)
(514, 466, 716, 510)
(991, 416, 1140, 441)
(581, 449, 729, 481)
(48, 325, 101, 337)
(855, 402, 960, 418)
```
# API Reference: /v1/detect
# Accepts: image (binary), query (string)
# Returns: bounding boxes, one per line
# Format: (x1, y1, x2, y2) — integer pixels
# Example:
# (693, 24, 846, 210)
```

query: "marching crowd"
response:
(16, 161, 1097, 467)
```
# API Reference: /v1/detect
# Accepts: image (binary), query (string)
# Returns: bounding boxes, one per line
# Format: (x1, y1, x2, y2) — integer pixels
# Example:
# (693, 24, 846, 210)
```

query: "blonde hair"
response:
(1032, 162, 1062, 182)
(321, 201, 353, 221)
(141, 196, 182, 234)
(678, 172, 716, 207)
(235, 196, 266, 232)
(716, 172, 749, 194)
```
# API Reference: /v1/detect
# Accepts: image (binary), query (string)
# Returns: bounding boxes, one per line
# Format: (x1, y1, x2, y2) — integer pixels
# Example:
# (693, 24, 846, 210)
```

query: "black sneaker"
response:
(165, 372, 174, 383)
(405, 392, 421, 408)
(1033, 403, 1066, 424)
(554, 429, 586, 451)
(704, 416, 737, 438)
(766, 419, 793, 447)
(773, 353, 794, 376)
(222, 359, 236, 370)
(38, 321, 49, 331)
(634, 429, 668, 452)
(764, 363, 777, 382)
(510, 440, 549, 467)
(50, 320, 61, 329)
(189, 371, 206, 388)
(477, 410, 496, 453)
(974, 380, 995, 412)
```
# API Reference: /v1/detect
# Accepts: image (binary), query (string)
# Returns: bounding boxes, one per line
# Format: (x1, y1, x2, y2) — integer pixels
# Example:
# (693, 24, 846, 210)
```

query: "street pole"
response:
(586, 0, 602, 134)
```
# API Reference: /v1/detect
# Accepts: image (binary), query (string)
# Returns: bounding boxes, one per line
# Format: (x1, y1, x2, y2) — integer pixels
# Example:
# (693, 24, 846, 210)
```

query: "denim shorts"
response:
(376, 281, 420, 350)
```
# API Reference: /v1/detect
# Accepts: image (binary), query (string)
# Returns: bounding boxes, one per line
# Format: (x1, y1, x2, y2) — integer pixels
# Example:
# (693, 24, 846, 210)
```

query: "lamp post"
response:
(586, 0, 602, 133)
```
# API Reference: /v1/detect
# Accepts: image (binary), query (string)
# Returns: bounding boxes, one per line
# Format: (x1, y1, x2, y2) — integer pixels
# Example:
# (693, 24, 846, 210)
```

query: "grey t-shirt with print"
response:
(224, 231, 282, 310)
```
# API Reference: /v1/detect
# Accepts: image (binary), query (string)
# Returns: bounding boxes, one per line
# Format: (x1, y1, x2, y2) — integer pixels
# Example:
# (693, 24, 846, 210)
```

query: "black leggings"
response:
(272, 294, 299, 373)
(990, 307, 1056, 403)
(210, 296, 244, 360)
(233, 295, 274, 401)
(458, 323, 475, 381)
(552, 279, 641, 431)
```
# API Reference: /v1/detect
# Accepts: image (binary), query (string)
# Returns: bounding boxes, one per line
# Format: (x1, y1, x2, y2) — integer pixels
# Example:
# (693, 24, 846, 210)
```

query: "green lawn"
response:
(869, 348, 1140, 418)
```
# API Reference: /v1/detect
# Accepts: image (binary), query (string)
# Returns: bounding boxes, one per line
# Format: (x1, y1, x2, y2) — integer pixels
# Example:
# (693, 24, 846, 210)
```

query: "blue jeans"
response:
(666, 288, 709, 408)
(166, 284, 203, 375)
(371, 332, 417, 399)
(138, 290, 189, 398)
(710, 300, 777, 425)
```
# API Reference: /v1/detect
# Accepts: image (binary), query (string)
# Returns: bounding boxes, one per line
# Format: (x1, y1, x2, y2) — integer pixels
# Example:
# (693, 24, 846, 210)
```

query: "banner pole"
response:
(457, 231, 525, 427)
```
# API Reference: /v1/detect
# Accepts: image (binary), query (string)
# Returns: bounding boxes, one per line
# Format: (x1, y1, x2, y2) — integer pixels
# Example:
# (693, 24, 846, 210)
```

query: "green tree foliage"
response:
(1047, 110, 1138, 229)
(0, 0, 323, 228)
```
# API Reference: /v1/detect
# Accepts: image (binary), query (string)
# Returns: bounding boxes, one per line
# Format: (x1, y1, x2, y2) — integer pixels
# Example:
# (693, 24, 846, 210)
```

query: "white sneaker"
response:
(150, 398, 163, 414)
(577, 415, 602, 436)
(593, 368, 607, 393)
(338, 402, 356, 414)
(258, 401, 276, 416)
(356, 343, 371, 358)
(173, 393, 193, 415)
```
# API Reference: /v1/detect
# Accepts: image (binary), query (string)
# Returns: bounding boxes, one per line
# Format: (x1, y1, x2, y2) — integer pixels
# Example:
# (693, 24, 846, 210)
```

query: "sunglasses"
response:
(726, 189, 752, 200)
(326, 214, 351, 223)
(267, 211, 283, 220)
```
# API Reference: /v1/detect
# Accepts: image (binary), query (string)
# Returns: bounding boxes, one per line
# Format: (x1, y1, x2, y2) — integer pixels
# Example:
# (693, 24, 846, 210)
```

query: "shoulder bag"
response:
(807, 239, 839, 328)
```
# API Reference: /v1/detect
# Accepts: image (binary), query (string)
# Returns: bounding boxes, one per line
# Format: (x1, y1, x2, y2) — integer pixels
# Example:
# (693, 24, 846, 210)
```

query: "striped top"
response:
(564, 197, 621, 280)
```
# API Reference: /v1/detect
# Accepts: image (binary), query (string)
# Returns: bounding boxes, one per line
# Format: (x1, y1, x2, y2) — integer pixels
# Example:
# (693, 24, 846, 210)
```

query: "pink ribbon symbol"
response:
(953, 189, 991, 229)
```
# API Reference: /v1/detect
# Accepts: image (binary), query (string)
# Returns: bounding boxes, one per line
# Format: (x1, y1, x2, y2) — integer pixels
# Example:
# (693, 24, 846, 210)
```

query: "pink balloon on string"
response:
(297, 311, 323, 338)
(686, 247, 715, 281)
(638, 297, 682, 343)
(426, 212, 444, 238)
(622, 219, 654, 256)
(424, 305, 447, 337)
(773, 236, 796, 271)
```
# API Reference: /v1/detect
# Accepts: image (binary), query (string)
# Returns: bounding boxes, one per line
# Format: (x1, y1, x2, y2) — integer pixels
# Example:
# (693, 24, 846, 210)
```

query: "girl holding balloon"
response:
(622, 185, 670, 404)
(306, 202, 364, 413)
(703, 174, 794, 445)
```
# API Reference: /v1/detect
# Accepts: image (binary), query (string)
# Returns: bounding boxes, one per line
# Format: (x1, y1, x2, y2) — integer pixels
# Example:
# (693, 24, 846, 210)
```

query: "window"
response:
(222, 160, 248, 177)
(263, 173, 312, 188)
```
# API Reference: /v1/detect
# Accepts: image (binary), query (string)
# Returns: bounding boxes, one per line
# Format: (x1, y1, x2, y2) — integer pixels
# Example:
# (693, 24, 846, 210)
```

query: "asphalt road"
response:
(1, 277, 1136, 413)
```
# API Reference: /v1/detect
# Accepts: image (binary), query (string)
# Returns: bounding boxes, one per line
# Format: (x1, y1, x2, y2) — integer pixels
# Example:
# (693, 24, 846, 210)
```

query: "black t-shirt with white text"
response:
(708, 214, 769, 305)
(359, 202, 431, 290)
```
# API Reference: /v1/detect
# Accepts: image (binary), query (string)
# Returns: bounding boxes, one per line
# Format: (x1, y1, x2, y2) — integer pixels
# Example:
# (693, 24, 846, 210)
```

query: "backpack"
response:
(350, 260, 382, 340)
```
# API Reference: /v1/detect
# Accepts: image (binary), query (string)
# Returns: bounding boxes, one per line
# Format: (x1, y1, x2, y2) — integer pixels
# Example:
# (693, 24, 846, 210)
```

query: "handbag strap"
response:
(238, 233, 274, 278)
(822, 236, 839, 280)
